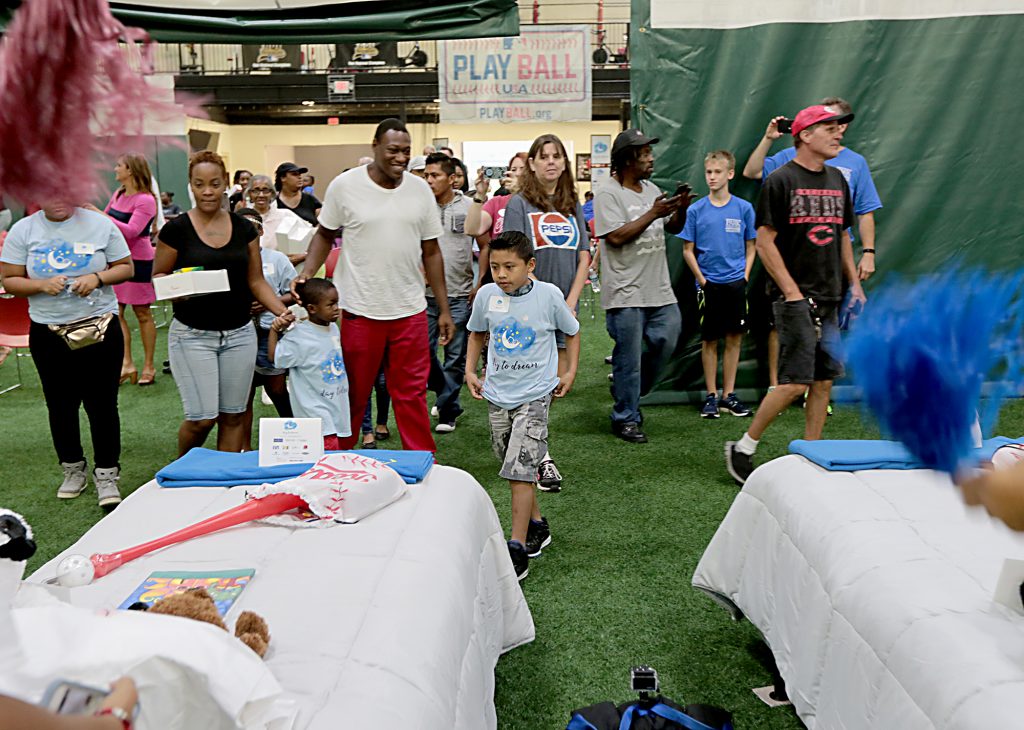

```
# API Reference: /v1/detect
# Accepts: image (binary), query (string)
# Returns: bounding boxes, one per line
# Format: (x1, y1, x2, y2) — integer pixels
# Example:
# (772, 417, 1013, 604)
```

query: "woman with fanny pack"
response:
(0, 201, 133, 508)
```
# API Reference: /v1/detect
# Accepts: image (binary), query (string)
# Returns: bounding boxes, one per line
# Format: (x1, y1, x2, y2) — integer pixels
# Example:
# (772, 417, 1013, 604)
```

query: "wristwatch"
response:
(861, 248, 876, 254)
(95, 706, 132, 729)
(472, 195, 486, 204)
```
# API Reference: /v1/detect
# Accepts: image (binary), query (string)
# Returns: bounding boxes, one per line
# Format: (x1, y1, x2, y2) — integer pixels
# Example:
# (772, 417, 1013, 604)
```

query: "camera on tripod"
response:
(630, 666, 659, 695)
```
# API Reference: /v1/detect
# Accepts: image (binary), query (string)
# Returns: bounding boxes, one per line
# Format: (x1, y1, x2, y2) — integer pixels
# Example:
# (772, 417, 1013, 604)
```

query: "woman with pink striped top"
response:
(86, 153, 158, 385)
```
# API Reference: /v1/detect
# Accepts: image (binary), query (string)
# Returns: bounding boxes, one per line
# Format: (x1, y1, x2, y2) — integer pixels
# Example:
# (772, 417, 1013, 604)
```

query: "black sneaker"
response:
(613, 421, 648, 443)
(701, 393, 720, 419)
(508, 540, 529, 581)
(725, 441, 754, 485)
(525, 517, 551, 558)
(537, 459, 562, 492)
(720, 393, 752, 417)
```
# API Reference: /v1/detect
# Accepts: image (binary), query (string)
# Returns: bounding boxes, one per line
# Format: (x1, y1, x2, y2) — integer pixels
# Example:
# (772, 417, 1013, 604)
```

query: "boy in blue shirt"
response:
(268, 278, 351, 451)
(680, 150, 757, 419)
(465, 231, 580, 581)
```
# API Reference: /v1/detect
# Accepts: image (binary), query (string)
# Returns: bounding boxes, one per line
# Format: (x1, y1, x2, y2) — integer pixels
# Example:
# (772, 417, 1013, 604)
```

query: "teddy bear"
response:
(135, 587, 271, 658)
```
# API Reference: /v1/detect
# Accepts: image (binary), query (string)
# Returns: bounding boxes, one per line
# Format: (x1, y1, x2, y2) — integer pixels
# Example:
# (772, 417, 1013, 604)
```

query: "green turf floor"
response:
(3, 307, 1023, 729)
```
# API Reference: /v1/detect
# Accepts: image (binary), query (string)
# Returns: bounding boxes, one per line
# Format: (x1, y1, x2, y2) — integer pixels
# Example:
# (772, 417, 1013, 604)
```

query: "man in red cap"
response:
(726, 105, 867, 485)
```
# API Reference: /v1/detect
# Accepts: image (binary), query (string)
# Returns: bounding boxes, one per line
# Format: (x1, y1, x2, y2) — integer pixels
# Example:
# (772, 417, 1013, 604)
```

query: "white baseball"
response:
(55, 554, 95, 587)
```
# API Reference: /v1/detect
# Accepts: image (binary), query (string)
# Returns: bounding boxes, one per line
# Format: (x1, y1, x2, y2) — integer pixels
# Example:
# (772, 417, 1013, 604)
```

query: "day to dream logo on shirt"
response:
(29, 241, 92, 276)
(529, 212, 580, 249)
(319, 351, 347, 384)
(492, 318, 536, 356)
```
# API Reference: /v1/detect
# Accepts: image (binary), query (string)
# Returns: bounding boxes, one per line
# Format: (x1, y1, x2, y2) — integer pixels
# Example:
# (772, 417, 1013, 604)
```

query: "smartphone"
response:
(776, 118, 793, 134)
(40, 680, 108, 715)
(483, 166, 508, 180)
(674, 182, 692, 198)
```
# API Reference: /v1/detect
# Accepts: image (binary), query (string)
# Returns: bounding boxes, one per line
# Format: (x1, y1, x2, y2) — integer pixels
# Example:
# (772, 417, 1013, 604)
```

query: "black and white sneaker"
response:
(604, 355, 613, 365)
(725, 441, 754, 485)
(508, 540, 529, 581)
(720, 393, 752, 417)
(701, 393, 720, 419)
(537, 459, 562, 492)
(525, 517, 551, 558)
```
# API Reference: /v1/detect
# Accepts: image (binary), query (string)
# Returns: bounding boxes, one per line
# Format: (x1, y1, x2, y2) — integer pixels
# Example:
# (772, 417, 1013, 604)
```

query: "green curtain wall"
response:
(630, 1, 1024, 401)
(0, 0, 518, 42)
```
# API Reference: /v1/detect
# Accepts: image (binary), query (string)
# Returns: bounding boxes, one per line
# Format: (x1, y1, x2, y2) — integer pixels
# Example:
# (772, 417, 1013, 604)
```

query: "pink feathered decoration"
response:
(0, 0, 191, 206)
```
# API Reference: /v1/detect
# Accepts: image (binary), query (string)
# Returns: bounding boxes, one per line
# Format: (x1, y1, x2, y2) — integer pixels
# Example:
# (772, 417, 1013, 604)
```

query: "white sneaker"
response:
(435, 421, 456, 433)
(57, 461, 88, 499)
(94, 467, 122, 509)
(260, 387, 273, 406)
(430, 406, 438, 418)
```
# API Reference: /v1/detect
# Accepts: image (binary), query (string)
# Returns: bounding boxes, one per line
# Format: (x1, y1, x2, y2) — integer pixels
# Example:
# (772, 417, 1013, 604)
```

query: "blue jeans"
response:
(426, 296, 470, 422)
(605, 304, 682, 425)
(361, 368, 391, 433)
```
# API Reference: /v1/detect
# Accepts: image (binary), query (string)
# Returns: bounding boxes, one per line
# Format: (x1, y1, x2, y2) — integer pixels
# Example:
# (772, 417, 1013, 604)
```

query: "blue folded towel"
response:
(156, 448, 434, 488)
(789, 437, 1019, 471)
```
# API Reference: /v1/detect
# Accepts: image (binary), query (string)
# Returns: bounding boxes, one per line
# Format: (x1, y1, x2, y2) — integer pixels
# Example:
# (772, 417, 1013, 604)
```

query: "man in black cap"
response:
(593, 129, 689, 443)
(275, 161, 321, 225)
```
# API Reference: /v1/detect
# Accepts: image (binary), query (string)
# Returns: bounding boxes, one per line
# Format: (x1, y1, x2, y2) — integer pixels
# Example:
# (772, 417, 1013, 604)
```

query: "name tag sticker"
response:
(488, 295, 510, 313)
(724, 219, 741, 234)
(262, 263, 275, 275)
(73, 242, 96, 255)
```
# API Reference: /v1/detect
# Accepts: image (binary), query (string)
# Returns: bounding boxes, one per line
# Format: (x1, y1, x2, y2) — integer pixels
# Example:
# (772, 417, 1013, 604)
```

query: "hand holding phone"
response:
(776, 118, 793, 135)
(674, 182, 692, 199)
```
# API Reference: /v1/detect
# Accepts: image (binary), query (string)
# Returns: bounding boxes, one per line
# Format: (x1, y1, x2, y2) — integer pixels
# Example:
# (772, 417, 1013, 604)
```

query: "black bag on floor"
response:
(567, 696, 733, 730)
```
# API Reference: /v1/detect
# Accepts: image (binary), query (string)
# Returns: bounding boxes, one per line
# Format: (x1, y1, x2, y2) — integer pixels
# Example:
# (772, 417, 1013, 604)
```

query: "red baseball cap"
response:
(791, 104, 854, 138)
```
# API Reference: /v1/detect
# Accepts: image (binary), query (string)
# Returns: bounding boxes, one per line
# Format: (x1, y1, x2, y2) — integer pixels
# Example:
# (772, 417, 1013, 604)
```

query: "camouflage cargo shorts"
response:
(487, 394, 551, 482)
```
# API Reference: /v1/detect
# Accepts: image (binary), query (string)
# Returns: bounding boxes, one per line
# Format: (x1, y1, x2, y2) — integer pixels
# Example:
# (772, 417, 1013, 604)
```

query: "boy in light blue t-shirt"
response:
(269, 278, 350, 450)
(679, 150, 757, 420)
(465, 231, 580, 582)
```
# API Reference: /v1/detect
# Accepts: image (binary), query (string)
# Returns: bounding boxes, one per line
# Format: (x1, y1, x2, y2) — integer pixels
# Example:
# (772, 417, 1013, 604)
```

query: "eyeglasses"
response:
(250, 188, 274, 196)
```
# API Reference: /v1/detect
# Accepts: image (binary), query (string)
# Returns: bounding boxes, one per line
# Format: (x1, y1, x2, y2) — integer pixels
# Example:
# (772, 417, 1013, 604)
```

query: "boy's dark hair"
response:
(489, 231, 534, 262)
(425, 152, 455, 176)
(585, 191, 594, 200)
(374, 117, 409, 141)
(235, 207, 262, 223)
(296, 277, 336, 307)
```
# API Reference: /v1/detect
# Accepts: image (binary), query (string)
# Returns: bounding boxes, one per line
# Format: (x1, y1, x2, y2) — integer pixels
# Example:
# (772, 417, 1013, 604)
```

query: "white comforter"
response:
(693, 455, 1024, 730)
(25, 465, 534, 729)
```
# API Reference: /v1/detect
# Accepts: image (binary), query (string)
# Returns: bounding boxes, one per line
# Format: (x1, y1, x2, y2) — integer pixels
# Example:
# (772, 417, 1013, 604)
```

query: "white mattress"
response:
(27, 465, 534, 729)
(693, 455, 1024, 730)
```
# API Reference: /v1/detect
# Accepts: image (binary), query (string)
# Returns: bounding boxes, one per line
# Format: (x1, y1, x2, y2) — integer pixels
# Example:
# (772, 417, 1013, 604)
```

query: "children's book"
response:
(118, 569, 255, 617)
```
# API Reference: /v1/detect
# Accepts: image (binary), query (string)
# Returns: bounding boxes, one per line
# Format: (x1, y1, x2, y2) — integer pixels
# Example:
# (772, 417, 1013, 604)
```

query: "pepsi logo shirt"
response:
(502, 194, 588, 299)
(755, 160, 854, 303)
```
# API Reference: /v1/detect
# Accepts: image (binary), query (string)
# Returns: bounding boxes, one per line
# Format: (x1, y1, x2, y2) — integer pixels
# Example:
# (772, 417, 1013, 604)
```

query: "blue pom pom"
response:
(846, 270, 1024, 474)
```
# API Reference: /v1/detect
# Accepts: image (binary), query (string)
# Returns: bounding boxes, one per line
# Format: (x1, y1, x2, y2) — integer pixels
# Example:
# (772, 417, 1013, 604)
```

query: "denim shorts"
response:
(168, 318, 257, 421)
(254, 325, 286, 377)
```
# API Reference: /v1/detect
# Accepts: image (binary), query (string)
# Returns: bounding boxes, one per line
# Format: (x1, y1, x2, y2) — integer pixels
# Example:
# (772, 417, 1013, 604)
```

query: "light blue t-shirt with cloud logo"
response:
(0, 209, 130, 324)
(467, 281, 580, 410)
(272, 320, 351, 437)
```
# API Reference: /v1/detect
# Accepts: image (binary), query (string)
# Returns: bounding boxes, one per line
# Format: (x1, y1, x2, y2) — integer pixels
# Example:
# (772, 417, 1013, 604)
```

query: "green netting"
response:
(630, 0, 1024, 399)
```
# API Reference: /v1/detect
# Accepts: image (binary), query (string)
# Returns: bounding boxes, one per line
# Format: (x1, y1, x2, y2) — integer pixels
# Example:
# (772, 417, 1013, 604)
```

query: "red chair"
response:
(324, 247, 341, 279)
(0, 294, 30, 395)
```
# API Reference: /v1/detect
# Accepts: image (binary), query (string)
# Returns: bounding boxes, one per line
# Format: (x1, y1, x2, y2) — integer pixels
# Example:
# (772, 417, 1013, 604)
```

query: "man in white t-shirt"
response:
(296, 118, 452, 452)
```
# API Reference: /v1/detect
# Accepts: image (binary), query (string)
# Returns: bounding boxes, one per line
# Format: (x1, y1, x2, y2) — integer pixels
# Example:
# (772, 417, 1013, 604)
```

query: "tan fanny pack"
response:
(48, 312, 114, 350)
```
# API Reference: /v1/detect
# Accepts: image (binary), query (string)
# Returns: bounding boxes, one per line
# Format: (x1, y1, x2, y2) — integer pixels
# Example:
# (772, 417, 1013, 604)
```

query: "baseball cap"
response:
(407, 155, 427, 172)
(275, 162, 308, 177)
(611, 128, 661, 158)
(791, 105, 855, 138)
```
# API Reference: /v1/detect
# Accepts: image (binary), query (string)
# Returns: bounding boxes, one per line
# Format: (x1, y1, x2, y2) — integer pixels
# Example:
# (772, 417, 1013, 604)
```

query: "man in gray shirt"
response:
(594, 129, 689, 443)
(424, 152, 485, 432)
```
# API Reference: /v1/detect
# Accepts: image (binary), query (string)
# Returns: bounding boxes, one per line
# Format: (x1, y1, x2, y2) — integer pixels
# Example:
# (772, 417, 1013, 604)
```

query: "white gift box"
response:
(153, 269, 231, 300)
(274, 216, 315, 255)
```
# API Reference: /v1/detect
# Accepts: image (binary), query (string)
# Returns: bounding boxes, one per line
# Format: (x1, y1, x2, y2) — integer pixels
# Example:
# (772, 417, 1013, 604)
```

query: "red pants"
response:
(323, 434, 341, 451)
(339, 310, 435, 452)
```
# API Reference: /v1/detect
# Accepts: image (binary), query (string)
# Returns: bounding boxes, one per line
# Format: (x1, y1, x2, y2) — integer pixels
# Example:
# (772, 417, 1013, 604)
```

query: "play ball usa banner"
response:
(438, 25, 591, 124)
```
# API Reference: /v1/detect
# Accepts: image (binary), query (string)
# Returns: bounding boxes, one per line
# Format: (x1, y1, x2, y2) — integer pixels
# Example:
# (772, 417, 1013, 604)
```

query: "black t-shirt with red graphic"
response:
(756, 160, 854, 303)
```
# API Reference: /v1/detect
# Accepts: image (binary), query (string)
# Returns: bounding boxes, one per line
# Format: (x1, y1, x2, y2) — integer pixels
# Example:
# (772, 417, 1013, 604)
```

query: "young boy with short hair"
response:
(465, 231, 581, 581)
(679, 150, 757, 419)
(268, 278, 351, 451)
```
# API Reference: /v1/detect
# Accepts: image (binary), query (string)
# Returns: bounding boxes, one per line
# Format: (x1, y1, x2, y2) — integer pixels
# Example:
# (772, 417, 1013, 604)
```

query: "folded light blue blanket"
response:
(789, 437, 1018, 471)
(156, 448, 434, 487)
